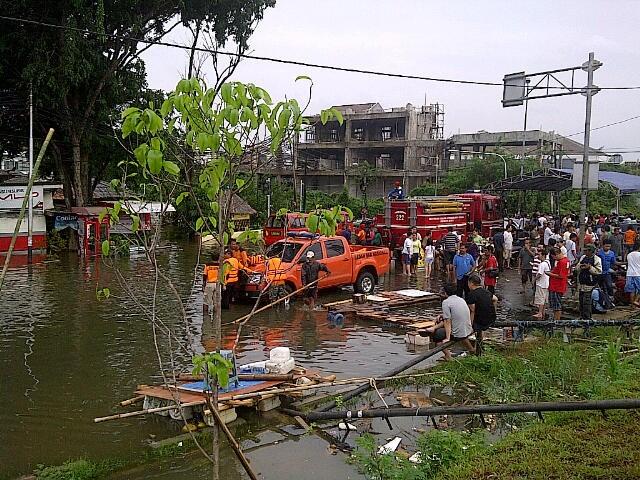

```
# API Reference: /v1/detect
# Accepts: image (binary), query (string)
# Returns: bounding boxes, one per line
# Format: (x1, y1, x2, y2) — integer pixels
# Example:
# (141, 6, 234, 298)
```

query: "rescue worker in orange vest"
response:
(230, 239, 249, 266)
(202, 260, 219, 314)
(222, 249, 243, 309)
(356, 225, 366, 245)
(266, 255, 288, 303)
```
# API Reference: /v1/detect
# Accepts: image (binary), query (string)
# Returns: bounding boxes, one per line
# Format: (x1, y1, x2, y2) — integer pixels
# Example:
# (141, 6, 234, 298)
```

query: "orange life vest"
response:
(204, 265, 219, 283)
(223, 257, 241, 284)
(265, 257, 286, 285)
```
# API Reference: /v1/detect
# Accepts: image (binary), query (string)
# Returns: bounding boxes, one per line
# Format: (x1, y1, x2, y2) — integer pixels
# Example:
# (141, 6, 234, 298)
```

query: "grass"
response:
(351, 335, 640, 480)
(26, 429, 215, 480)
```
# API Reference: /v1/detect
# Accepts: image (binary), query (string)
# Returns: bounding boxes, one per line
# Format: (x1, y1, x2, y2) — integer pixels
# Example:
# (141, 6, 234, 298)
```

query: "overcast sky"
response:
(143, 0, 640, 159)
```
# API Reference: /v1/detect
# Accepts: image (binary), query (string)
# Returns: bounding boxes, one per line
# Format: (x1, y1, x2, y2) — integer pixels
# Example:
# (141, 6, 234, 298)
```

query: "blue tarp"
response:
(557, 169, 640, 194)
(179, 379, 264, 394)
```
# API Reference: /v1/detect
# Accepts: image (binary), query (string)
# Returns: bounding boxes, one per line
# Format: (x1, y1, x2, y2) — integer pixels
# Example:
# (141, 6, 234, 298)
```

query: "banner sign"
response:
(54, 214, 79, 231)
(0, 185, 44, 211)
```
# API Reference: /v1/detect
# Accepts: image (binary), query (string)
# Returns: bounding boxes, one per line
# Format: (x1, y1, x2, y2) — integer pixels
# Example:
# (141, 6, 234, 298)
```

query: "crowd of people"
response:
(401, 211, 640, 324)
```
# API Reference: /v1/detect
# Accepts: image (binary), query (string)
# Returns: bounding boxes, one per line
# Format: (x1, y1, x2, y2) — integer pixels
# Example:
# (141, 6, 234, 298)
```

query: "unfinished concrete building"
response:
(294, 102, 445, 198)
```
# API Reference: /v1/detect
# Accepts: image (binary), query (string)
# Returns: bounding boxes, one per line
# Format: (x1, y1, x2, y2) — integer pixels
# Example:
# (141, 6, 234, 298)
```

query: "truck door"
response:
(321, 239, 352, 287)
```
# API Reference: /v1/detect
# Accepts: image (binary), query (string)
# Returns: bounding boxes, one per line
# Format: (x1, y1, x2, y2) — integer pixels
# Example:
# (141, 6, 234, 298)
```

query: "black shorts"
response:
(430, 327, 467, 343)
(444, 251, 456, 264)
(410, 253, 419, 265)
(304, 287, 318, 299)
(521, 269, 533, 283)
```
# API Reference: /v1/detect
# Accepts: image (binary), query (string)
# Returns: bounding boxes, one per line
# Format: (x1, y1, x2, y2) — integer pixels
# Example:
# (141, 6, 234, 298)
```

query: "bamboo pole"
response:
(0, 128, 54, 292)
(314, 339, 459, 413)
(296, 398, 640, 422)
(119, 395, 145, 407)
(226, 277, 321, 325)
(177, 372, 296, 382)
(94, 400, 205, 423)
(205, 397, 259, 480)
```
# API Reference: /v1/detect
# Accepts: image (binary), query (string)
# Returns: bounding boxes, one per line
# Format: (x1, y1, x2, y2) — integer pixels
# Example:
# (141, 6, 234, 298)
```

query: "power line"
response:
(1, 14, 640, 91)
(565, 114, 640, 138)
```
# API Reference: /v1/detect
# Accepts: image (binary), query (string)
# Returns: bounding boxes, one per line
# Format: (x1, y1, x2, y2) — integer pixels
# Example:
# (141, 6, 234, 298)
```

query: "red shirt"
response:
(483, 255, 498, 287)
(549, 257, 570, 294)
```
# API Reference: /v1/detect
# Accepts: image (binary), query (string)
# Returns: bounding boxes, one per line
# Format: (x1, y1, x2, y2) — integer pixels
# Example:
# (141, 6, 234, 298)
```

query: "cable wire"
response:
(2, 15, 640, 91)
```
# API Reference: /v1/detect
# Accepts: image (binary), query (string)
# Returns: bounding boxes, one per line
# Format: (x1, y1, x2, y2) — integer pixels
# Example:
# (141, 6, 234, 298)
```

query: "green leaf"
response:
(331, 108, 344, 125)
(147, 149, 163, 174)
(150, 137, 161, 151)
(101, 240, 110, 256)
(102, 287, 110, 299)
(98, 208, 109, 224)
(306, 214, 319, 234)
(221, 83, 233, 104)
(320, 109, 329, 125)
(176, 192, 189, 206)
(278, 109, 292, 129)
(235, 178, 246, 190)
(211, 132, 221, 151)
(196, 132, 209, 151)
(160, 98, 173, 117)
(229, 108, 239, 126)
(131, 215, 140, 233)
(163, 160, 180, 176)
(121, 107, 139, 119)
(133, 144, 149, 167)
(195, 217, 204, 232)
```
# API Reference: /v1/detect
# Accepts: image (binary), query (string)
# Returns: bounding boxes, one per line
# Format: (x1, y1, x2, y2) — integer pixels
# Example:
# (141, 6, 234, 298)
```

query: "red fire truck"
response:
(374, 192, 503, 252)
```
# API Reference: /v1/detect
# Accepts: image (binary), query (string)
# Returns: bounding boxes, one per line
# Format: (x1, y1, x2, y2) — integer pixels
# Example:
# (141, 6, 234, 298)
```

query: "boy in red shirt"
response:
(546, 247, 570, 321)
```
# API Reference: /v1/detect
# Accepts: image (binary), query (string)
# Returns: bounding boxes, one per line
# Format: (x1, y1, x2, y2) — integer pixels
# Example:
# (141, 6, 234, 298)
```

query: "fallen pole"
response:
(94, 400, 205, 423)
(119, 395, 145, 407)
(0, 128, 54, 292)
(291, 398, 640, 422)
(313, 339, 459, 413)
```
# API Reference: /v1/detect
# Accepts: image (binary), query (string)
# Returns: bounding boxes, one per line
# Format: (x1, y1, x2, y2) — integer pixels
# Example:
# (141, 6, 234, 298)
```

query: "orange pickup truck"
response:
(239, 235, 390, 298)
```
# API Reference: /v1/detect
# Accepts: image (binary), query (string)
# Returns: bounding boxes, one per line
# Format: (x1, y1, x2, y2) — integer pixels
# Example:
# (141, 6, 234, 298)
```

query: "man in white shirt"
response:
(533, 249, 551, 319)
(503, 226, 514, 270)
(543, 223, 553, 246)
(538, 215, 547, 228)
(625, 245, 640, 307)
(419, 283, 475, 360)
(566, 233, 578, 265)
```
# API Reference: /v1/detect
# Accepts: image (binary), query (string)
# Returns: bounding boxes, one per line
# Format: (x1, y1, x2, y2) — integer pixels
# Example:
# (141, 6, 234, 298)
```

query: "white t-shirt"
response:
(424, 245, 435, 259)
(544, 227, 553, 245)
(560, 245, 567, 256)
(503, 231, 513, 250)
(627, 251, 640, 277)
(563, 231, 572, 241)
(538, 216, 547, 227)
(536, 260, 551, 288)
(402, 237, 413, 255)
(566, 239, 577, 263)
(442, 295, 473, 338)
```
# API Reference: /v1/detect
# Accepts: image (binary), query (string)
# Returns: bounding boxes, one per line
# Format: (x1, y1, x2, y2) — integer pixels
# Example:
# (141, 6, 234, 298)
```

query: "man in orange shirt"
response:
(222, 249, 243, 309)
(202, 261, 219, 315)
(624, 227, 637, 261)
(266, 255, 288, 303)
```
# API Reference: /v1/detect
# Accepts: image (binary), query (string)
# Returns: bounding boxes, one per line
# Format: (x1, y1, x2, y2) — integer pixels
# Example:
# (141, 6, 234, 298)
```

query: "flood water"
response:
(0, 239, 518, 479)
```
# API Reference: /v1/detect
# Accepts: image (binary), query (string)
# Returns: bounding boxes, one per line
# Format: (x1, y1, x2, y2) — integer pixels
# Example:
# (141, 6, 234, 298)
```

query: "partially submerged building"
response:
(294, 102, 445, 198)
(446, 130, 611, 170)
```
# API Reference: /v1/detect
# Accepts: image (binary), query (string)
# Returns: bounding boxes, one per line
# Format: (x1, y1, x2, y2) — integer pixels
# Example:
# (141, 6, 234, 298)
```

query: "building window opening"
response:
(381, 126, 392, 141)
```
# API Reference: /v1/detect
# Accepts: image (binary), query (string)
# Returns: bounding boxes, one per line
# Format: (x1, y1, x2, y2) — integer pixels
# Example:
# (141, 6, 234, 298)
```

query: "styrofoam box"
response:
(265, 357, 295, 374)
(269, 347, 291, 363)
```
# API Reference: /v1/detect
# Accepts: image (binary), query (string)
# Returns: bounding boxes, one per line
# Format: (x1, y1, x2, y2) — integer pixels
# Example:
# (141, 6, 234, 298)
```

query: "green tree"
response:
(0, 0, 275, 206)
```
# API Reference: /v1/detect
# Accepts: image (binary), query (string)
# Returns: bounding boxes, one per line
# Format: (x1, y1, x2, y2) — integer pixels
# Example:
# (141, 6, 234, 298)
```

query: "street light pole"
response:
(578, 52, 600, 246)
(27, 84, 33, 263)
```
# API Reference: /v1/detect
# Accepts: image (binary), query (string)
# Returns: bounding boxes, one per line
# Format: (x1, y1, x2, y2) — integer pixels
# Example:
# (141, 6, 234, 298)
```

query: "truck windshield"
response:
(266, 241, 303, 263)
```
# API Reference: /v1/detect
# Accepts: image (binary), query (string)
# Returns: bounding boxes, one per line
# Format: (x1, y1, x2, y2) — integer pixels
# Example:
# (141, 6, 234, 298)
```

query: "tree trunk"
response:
(71, 140, 88, 206)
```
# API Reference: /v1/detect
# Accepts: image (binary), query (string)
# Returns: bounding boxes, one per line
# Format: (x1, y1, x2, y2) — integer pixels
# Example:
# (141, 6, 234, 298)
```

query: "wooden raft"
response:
(325, 289, 441, 329)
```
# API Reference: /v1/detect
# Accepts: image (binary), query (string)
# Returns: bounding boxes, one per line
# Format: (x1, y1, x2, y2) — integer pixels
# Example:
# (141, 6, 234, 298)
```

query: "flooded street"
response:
(0, 239, 520, 479)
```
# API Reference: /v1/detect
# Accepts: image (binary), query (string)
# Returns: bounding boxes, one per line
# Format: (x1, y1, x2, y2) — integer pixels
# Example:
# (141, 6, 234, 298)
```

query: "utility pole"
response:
(28, 85, 34, 263)
(578, 52, 598, 246)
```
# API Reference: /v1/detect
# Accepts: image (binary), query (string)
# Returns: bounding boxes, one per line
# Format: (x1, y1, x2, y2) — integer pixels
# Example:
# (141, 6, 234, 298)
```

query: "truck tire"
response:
(354, 271, 376, 294)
